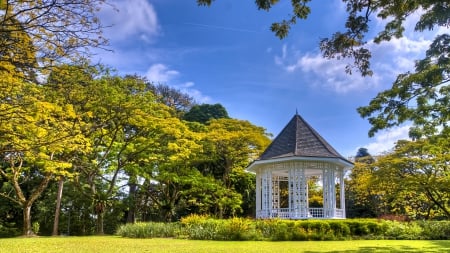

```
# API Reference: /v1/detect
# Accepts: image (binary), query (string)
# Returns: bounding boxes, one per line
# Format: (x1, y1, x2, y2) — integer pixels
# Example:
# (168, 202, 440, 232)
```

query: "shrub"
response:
(383, 221, 423, 240)
(218, 217, 256, 241)
(117, 218, 449, 241)
(32, 222, 40, 235)
(180, 215, 221, 240)
(180, 214, 209, 226)
(328, 221, 351, 239)
(254, 219, 281, 239)
(270, 221, 292, 241)
(418, 220, 450, 240)
(291, 227, 308, 241)
(116, 222, 180, 238)
(0, 223, 20, 238)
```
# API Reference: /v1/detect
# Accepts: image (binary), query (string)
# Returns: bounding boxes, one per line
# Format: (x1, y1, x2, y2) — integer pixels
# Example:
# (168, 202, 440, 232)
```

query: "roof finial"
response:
(295, 108, 298, 115)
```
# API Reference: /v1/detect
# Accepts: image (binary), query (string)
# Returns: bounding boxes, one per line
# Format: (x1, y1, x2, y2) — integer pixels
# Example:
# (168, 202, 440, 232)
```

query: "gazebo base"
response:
(257, 208, 345, 219)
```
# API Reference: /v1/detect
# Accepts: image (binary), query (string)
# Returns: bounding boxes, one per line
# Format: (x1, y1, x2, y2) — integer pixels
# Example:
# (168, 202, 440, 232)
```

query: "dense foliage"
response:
(117, 215, 450, 241)
(0, 64, 272, 236)
(0, 0, 108, 71)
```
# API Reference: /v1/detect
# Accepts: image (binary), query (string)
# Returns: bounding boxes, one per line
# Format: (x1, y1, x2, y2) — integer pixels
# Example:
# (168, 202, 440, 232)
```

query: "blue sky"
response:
(94, 0, 448, 157)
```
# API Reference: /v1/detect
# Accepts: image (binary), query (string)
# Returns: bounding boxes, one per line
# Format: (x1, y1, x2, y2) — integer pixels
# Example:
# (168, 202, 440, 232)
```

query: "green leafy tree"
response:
(133, 118, 202, 222)
(183, 103, 229, 124)
(346, 148, 380, 218)
(193, 118, 271, 217)
(373, 135, 450, 219)
(73, 75, 187, 234)
(201, 118, 270, 188)
(358, 34, 449, 138)
(147, 82, 196, 116)
(0, 15, 38, 81)
(0, 67, 88, 236)
(0, 0, 108, 69)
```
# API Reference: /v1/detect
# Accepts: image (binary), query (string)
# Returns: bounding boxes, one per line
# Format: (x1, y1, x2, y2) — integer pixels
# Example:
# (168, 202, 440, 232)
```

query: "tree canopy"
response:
(358, 34, 449, 138)
(0, 0, 108, 71)
(0, 58, 272, 235)
(198, 0, 449, 77)
(183, 103, 230, 124)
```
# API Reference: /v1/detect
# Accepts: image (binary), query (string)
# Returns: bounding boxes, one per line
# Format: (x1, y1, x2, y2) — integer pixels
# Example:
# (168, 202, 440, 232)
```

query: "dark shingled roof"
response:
(259, 113, 347, 161)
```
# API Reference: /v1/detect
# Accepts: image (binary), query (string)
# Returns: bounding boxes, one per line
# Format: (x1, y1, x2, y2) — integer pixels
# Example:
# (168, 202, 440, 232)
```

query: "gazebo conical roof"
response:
(248, 113, 352, 172)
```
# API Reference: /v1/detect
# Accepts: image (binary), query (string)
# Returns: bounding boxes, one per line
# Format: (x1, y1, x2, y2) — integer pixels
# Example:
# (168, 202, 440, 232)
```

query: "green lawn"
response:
(0, 236, 449, 253)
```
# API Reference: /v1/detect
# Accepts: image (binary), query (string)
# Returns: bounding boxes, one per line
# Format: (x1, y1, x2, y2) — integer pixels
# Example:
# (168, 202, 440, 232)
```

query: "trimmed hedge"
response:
(116, 216, 450, 241)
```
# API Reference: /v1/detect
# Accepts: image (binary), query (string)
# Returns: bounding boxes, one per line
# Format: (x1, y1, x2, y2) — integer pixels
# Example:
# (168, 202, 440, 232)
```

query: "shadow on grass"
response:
(430, 240, 450, 251)
(301, 240, 450, 253)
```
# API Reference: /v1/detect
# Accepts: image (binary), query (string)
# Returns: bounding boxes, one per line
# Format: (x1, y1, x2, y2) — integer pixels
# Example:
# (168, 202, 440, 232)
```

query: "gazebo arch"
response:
(247, 113, 353, 219)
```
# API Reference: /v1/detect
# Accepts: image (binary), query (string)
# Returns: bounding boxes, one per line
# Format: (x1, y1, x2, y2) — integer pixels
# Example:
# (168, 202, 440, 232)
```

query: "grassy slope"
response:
(0, 236, 449, 253)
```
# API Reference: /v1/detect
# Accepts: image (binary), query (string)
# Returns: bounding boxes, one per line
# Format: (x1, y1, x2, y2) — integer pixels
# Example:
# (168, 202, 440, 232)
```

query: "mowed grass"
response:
(0, 236, 449, 253)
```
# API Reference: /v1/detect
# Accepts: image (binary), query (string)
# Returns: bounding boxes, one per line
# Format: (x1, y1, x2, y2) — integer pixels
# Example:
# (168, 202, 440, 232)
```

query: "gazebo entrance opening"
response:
(255, 161, 346, 219)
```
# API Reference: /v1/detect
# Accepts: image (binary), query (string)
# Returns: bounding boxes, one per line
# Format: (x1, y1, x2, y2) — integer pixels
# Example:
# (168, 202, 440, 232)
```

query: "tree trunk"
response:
(23, 204, 33, 236)
(96, 212, 104, 235)
(126, 175, 137, 223)
(52, 176, 64, 236)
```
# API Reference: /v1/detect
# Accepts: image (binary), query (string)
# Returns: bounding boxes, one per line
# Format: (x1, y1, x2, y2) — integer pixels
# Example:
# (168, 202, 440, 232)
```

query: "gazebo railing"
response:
(257, 208, 345, 219)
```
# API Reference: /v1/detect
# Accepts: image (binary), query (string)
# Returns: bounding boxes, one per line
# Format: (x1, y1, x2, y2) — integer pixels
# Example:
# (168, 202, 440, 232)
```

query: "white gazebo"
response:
(247, 113, 353, 219)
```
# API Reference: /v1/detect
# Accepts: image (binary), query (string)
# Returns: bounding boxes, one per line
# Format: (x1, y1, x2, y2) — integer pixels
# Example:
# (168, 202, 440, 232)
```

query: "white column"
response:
(255, 169, 261, 218)
(339, 168, 346, 218)
(261, 167, 272, 218)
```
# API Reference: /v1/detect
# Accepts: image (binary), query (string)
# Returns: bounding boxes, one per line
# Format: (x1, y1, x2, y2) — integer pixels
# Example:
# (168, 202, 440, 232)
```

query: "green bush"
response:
(418, 220, 450, 240)
(32, 222, 40, 235)
(0, 223, 20, 238)
(116, 222, 180, 238)
(218, 217, 256, 241)
(254, 219, 279, 239)
(291, 224, 308, 241)
(347, 220, 370, 236)
(383, 221, 423, 240)
(181, 215, 221, 240)
(270, 221, 291, 241)
(117, 217, 450, 241)
(328, 221, 351, 239)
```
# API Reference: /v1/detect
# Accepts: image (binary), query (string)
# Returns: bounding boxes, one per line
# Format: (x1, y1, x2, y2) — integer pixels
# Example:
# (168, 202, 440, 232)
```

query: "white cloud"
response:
(272, 5, 449, 94)
(273, 35, 439, 94)
(363, 125, 411, 155)
(180, 86, 211, 104)
(144, 64, 211, 103)
(145, 64, 179, 83)
(100, 0, 160, 42)
(274, 50, 382, 93)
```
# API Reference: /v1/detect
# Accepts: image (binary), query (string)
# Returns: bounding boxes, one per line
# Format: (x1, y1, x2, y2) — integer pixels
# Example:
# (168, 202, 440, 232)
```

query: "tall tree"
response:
(74, 75, 172, 234)
(373, 135, 450, 219)
(0, 0, 108, 70)
(200, 118, 270, 188)
(183, 103, 229, 125)
(147, 82, 196, 115)
(0, 66, 88, 235)
(355, 147, 375, 163)
(193, 118, 271, 217)
(44, 62, 99, 235)
(346, 148, 380, 218)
